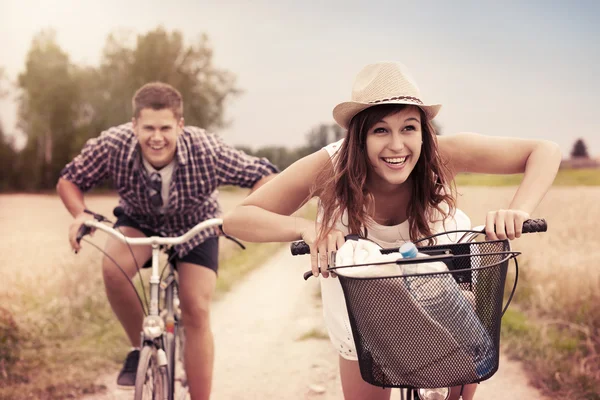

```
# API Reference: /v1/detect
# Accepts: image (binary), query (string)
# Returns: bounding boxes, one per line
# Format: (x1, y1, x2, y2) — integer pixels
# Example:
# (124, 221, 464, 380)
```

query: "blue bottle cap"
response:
(399, 242, 418, 258)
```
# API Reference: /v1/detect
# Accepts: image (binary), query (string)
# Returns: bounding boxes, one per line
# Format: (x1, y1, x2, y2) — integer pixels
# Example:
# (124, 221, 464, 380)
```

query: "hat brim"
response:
(333, 100, 442, 130)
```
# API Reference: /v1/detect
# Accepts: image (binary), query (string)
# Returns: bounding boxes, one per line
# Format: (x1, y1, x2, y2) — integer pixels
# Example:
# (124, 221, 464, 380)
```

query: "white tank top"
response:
(320, 139, 471, 247)
(317, 139, 471, 360)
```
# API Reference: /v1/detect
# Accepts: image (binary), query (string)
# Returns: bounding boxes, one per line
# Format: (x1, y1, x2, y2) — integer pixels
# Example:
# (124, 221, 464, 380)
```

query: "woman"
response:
(222, 61, 561, 399)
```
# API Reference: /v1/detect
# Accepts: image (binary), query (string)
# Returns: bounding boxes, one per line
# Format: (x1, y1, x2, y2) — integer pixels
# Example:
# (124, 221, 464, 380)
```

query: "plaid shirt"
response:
(60, 122, 278, 257)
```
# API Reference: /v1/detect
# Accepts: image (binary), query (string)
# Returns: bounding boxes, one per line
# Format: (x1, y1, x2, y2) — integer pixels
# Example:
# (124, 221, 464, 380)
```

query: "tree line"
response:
(0, 27, 352, 192)
(0, 27, 593, 192)
(0, 28, 240, 192)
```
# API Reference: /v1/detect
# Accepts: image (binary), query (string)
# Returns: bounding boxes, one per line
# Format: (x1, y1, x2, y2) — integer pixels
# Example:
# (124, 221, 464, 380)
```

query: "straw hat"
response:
(332, 61, 442, 130)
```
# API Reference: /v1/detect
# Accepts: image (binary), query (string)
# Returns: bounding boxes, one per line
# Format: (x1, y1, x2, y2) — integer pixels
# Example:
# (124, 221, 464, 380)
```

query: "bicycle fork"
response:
(140, 245, 169, 371)
(162, 268, 180, 399)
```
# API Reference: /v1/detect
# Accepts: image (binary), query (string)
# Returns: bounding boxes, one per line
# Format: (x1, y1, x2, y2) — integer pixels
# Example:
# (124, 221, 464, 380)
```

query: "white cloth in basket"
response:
(334, 238, 449, 278)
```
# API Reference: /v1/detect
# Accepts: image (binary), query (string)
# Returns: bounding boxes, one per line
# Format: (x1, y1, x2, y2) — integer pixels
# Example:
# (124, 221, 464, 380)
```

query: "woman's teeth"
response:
(382, 156, 407, 165)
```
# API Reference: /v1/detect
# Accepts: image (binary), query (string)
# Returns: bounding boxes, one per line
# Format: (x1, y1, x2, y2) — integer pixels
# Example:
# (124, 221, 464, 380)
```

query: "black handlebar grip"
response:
(76, 224, 92, 244)
(303, 270, 314, 280)
(290, 241, 310, 256)
(522, 218, 547, 233)
(113, 206, 125, 218)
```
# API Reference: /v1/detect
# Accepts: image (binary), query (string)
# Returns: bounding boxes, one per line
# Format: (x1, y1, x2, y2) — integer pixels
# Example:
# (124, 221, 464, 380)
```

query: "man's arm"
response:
(210, 133, 280, 189)
(56, 177, 97, 251)
(56, 178, 87, 218)
(56, 130, 112, 250)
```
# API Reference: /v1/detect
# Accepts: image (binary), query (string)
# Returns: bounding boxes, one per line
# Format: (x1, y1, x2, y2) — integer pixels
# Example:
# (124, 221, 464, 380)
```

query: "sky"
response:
(1, 0, 599, 157)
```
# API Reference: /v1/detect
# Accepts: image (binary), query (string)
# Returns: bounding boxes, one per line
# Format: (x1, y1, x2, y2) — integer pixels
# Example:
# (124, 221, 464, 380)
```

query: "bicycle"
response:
(76, 207, 244, 400)
(289, 218, 547, 400)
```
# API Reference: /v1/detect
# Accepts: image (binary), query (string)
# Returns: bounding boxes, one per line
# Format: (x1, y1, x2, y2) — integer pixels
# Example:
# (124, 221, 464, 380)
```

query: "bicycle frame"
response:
(81, 217, 224, 400)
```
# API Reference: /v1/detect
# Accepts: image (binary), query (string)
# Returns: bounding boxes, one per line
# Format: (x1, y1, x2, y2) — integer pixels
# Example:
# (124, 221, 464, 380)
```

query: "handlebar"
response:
(290, 218, 547, 257)
(78, 218, 224, 246)
(292, 218, 547, 279)
(75, 207, 244, 249)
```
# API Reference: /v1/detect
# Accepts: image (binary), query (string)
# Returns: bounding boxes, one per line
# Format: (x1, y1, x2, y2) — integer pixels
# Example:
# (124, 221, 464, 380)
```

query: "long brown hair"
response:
(312, 104, 456, 245)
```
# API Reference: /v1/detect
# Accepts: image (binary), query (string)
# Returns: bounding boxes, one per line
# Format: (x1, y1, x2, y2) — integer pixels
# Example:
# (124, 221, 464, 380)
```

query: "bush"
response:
(0, 307, 20, 379)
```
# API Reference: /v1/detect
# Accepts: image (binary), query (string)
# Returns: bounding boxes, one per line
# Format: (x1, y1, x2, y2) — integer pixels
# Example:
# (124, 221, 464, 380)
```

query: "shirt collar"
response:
(142, 156, 176, 176)
(175, 130, 189, 165)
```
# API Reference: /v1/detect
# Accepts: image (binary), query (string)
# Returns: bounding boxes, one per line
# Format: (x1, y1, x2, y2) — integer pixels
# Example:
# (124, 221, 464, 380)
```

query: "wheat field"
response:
(1, 187, 598, 334)
(455, 186, 600, 315)
(0, 186, 598, 398)
(455, 186, 600, 397)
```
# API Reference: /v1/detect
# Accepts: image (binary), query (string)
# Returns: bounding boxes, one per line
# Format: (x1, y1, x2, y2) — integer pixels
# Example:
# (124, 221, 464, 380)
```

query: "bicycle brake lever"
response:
(218, 226, 246, 250)
(83, 209, 112, 223)
(76, 224, 92, 245)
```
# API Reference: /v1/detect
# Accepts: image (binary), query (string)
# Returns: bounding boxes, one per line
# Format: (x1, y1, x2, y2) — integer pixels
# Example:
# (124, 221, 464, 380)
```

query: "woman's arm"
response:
(222, 149, 331, 243)
(439, 132, 562, 239)
(223, 148, 346, 278)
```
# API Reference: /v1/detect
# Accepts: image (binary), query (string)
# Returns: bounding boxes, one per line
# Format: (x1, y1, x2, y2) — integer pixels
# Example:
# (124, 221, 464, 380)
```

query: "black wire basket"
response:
(333, 239, 519, 389)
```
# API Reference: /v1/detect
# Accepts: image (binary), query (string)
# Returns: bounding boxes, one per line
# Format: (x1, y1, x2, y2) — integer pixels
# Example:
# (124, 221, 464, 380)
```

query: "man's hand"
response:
(69, 211, 96, 252)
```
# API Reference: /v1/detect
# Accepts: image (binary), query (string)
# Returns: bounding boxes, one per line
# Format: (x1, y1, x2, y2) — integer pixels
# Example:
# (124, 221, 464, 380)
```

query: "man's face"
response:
(132, 108, 183, 169)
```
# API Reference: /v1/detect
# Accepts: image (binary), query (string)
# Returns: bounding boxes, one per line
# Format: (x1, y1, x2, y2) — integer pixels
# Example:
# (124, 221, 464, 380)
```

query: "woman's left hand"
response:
(485, 209, 531, 240)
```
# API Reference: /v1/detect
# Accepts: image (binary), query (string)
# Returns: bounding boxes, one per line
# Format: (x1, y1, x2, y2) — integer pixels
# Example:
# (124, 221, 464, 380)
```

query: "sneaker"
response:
(117, 349, 140, 389)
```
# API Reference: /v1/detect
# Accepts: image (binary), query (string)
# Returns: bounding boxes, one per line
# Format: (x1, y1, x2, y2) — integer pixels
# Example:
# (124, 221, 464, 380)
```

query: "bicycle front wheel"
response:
(164, 324, 187, 400)
(134, 345, 169, 400)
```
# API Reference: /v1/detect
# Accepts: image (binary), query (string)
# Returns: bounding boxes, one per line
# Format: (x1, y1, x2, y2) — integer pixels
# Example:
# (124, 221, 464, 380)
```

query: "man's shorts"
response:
(114, 212, 219, 273)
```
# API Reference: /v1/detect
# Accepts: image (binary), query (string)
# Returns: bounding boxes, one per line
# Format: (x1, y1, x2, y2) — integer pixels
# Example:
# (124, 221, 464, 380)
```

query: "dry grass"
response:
(1, 187, 598, 398)
(455, 186, 600, 399)
(0, 189, 267, 399)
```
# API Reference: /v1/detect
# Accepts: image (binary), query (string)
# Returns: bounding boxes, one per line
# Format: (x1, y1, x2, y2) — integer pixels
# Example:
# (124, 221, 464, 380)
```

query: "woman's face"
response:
(365, 106, 423, 190)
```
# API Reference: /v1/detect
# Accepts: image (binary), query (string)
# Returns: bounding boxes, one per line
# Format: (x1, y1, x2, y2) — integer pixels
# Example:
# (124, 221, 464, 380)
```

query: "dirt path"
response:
(83, 247, 548, 400)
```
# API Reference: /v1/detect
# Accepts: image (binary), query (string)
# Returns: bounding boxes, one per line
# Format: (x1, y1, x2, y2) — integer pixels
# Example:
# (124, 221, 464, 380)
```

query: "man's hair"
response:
(132, 82, 183, 119)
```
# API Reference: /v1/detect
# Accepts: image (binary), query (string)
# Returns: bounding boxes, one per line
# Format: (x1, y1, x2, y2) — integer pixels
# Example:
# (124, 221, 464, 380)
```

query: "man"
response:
(57, 82, 278, 400)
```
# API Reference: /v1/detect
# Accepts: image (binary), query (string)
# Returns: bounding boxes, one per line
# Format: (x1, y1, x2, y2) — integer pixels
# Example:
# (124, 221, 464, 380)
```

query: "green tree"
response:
(305, 123, 345, 154)
(17, 30, 82, 190)
(570, 138, 589, 158)
(0, 124, 19, 191)
(432, 120, 442, 135)
(0, 67, 8, 98)
(88, 27, 240, 133)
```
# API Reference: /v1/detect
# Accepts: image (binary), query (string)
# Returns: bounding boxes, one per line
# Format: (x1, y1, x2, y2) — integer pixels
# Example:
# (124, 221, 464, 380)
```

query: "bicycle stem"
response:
(149, 245, 161, 316)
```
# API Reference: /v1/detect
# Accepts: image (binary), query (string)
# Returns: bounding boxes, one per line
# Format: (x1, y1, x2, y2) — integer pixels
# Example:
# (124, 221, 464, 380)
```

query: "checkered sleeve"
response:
(211, 134, 279, 188)
(59, 131, 111, 192)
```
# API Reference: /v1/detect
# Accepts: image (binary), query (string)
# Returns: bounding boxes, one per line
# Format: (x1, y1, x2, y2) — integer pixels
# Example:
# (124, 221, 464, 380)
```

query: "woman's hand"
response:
(300, 223, 345, 278)
(485, 209, 530, 240)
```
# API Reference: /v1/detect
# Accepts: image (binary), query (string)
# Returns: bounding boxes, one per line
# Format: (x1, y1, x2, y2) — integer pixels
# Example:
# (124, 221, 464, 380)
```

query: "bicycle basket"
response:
(335, 239, 515, 388)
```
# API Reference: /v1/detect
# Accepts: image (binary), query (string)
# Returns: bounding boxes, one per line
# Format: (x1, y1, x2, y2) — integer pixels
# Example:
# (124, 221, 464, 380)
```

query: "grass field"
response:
(454, 186, 600, 399)
(0, 185, 598, 399)
(456, 167, 600, 186)
(0, 191, 295, 399)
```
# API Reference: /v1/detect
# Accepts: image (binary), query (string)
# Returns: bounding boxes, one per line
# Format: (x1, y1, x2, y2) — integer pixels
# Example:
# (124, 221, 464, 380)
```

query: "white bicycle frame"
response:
(82, 217, 224, 400)
(83, 218, 223, 318)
